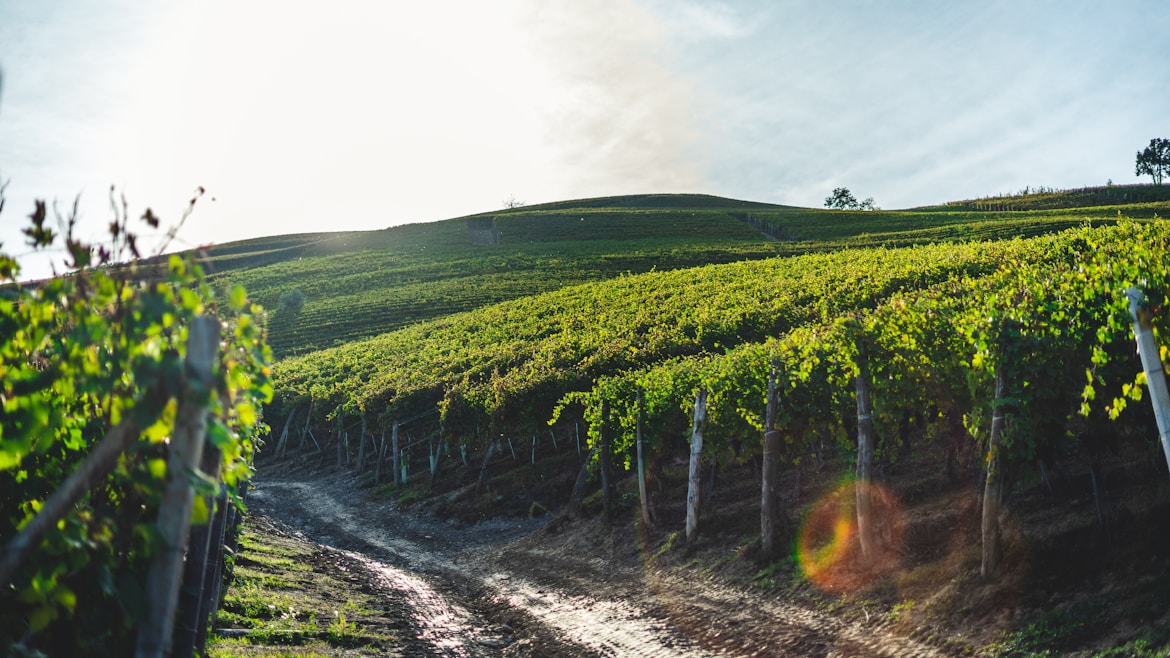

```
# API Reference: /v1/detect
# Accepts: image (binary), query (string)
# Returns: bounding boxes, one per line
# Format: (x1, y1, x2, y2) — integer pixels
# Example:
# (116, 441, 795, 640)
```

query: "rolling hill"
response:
(202, 191, 1168, 359)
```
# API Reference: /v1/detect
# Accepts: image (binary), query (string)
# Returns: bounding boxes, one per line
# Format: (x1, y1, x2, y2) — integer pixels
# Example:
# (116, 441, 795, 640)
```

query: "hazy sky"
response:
(1, 0, 1167, 278)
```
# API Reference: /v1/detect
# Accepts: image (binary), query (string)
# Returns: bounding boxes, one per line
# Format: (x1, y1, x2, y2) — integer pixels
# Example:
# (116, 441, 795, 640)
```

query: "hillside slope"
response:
(200, 192, 1169, 358)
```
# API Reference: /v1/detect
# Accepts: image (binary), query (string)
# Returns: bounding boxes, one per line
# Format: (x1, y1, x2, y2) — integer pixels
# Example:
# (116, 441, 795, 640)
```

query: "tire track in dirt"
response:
(251, 476, 957, 657)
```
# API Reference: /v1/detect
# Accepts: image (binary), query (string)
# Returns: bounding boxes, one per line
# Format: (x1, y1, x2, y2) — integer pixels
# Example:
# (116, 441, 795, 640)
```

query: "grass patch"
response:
(206, 518, 402, 657)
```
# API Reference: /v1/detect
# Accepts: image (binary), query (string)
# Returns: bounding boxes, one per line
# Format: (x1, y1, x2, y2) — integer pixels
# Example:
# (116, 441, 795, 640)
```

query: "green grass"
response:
(207, 523, 401, 657)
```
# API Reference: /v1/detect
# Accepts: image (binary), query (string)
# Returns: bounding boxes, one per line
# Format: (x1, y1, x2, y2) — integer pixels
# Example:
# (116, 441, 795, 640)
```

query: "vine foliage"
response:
(0, 184, 272, 654)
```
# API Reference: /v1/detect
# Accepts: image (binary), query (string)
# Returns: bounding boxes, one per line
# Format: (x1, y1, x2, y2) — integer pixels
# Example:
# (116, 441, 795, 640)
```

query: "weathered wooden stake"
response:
(477, 440, 496, 492)
(1127, 287, 1170, 476)
(356, 415, 368, 472)
(566, 448, 595, 519)
(761, 362, 785, 559)
(855, 341, 876, 562)
(981, 361, 1009, 578)
(273, 407, 296, 459)
(599, 401, 614, 524)
(391, 420, 401, 486)
(636, 386, 653, 527)
(686, 389, 708, 546)
(135, 315, 219, 658)
(375, 430, 386, 484)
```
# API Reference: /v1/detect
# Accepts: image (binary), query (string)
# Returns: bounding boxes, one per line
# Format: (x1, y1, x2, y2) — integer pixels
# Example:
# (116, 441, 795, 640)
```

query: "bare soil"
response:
(229, 436, 1170, 657)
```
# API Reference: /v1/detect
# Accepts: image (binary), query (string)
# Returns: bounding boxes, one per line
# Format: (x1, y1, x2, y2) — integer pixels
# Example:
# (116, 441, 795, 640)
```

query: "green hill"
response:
(201, 191, 1169, 358)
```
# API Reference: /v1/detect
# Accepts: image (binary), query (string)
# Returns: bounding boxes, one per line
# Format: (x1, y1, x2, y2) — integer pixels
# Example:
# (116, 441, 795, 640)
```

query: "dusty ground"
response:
(218, 437, 1170, 657)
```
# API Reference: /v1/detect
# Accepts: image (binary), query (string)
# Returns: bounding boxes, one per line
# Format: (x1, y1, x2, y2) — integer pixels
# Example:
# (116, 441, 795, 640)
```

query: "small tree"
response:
(279, 288, 305, 313)
(1136, 138, 1170, 185)
(824, 187, 878, 210)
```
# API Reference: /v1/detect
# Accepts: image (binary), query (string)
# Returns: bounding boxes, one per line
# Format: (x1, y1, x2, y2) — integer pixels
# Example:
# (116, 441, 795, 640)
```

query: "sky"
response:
(1, 0, 1168, 279)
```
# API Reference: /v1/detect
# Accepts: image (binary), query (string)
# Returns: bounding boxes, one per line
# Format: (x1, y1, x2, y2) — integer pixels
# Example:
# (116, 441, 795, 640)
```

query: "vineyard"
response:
(203, 193, 1170, 359)
(251, 206, 1170, 653)
(7, 184, 1170, 655)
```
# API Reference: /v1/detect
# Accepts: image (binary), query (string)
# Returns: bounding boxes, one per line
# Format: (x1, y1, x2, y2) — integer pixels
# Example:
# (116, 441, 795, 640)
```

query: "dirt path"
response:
(249, 471, 958, 657)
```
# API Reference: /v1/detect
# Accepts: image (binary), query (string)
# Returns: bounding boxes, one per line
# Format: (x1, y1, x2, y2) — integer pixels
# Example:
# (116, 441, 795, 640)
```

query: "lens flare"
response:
(797, 479, 904, 593)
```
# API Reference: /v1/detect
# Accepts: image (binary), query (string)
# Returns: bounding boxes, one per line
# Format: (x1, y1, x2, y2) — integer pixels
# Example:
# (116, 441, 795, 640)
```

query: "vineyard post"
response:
(1126, 287, 1170, 475)
(531, 434, 537, 464)
(135, 315, 220, 658)
(761, 362, 784, 560)
(273, 407, 296, 459)
(191, 482, 230, 658)
(636, 386, 653, 527)
(508, 436, 517, 461)
(357, 414, 368, 472)
(549, 427, 558, 450)
(297, 399, 314, 454)
(172, 442, 222, 658)
(576, 422, 581, 455)
(392, 420, 401, 486)
(686, 389, 708, 546)
(375, 429, 385, 484)
(335, 412, 343, 468)
(599, 400, 614, 524)
(854, 341, 876, 562)
(477, 439, 496, 492)
(429, 433, 441, 490)
(981, 360, 1010, 578)
(566, 448, 596, 519)
(401, 437, 409, 482)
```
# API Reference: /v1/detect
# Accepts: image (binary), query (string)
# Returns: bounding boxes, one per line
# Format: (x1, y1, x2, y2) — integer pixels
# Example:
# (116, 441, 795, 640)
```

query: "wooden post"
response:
(981, 361, 1009, 578)
(391, 420, 400, 486)
(761, 362, 785, 560)
(477, 440, 496, 492)
(636, 387, 653, 527)
(855, 341, 876, 562)
(1127, 287, 1170, 475)
(172, 444, 222, 658)
(375, 429, 385, 484)
(566, 448, 595, 519)
(599, 401, 613, 524)
(686, 389, 708, 546)
(428, 434, 441, 489)
(297, 399, 313, 454)
(273, 407, 296, 459)
(356, 415, 368, 472)
(335, 412, 344, 468)
(136, 315, 219, 658)
(191, 483, 230, 657)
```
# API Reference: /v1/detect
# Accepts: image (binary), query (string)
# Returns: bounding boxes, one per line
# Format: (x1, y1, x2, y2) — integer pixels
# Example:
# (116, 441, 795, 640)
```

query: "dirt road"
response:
(247, 470, 958, 657)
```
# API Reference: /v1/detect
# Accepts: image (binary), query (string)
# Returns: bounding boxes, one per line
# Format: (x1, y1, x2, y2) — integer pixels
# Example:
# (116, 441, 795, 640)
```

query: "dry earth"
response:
(221, 437, 1170, 657)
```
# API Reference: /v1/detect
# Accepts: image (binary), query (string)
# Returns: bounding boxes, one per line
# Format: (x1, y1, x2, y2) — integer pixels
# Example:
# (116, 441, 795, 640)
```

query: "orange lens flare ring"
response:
(797, 480, 904, 593)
